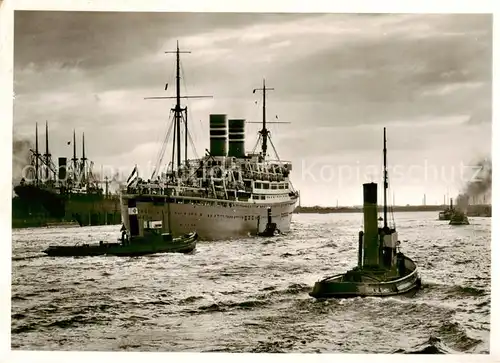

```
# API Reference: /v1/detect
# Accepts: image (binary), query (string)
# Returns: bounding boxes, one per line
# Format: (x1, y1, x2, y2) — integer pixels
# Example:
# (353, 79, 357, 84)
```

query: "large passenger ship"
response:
(120, 42, 299, 240)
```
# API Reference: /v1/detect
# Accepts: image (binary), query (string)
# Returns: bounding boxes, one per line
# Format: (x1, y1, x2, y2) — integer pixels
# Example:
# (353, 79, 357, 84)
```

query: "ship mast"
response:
(173, 42, 183, 170)
(145, 40, 212, 172)
(35, 122, 39, 184)
(71, 130, 78, 180)
(44, 121, 50, 181)
(81, 132, 87, 184)
(383, 127, 388, 229)
(249, 79, 291, 160)
(252, 79, 274, 158)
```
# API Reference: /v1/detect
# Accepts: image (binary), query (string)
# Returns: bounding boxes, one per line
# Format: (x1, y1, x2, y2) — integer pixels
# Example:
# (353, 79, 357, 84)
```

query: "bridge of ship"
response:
(166, 156, 292, 180)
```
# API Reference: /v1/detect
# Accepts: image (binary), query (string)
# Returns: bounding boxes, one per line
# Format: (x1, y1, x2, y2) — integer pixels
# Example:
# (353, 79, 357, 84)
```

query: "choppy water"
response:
(11, 212, 490, 353)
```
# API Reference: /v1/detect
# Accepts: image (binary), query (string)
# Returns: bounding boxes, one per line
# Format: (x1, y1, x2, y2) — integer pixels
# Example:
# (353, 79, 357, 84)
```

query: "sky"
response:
(12, 11, 492, 206)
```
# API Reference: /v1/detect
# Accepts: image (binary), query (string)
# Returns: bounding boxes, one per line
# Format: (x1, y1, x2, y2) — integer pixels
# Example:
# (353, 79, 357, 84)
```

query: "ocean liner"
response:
(12, 122, 121, 228)
(120, 42, 299, 240)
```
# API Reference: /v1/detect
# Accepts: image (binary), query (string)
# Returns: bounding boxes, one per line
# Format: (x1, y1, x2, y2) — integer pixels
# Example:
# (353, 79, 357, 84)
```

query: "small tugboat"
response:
(43, 198, 198, 257)
(309, 128, 421, 299)
(257, 207, 281, 237)
(449, 209, 470, 225)
(438, 198, 454, 221)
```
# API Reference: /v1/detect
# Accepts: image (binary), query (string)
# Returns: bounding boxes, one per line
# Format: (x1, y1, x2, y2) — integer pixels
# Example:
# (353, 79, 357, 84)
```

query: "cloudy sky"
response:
(13, 11, 492, 206)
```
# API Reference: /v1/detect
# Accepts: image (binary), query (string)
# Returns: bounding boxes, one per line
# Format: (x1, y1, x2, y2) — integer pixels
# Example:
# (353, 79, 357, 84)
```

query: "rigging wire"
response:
(152, 111, 175, 179)
(151, 109, 172, 172)
(251, 133, 262, 154)
(170, 116, 177, 174)
(388, 182, 396, 229)
(182, 113, 199, 159)
(185, 51, 207, 151)
(179, 58, 203, 161)
(249, 95, 262, 154)
(179, 58, 189, 159)
(155, 113, 176, 179)
(268, 135, 281, 162)
(150, 55, 177, 179)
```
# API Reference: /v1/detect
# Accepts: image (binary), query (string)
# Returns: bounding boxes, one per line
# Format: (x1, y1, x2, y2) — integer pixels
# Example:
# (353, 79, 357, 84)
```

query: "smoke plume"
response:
(12, 136, 34, 186)
(456, 157, 492, 210)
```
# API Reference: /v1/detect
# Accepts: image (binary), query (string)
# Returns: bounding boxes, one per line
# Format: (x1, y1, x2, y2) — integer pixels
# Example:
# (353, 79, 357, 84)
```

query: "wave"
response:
(449, 285, 487, 297)
(179, 295, 203, 304)
(393, 336, 456, 354)
(12, 313, 107, 335)
(284, 283, 311, 295)
(420, 281, 488, 297)
(321, 242, 338, 248)
(396, 319, 485, 354)
(197, 299, 268, 313)
(12, 254, 45, 261)
(437, 321, 483, 352)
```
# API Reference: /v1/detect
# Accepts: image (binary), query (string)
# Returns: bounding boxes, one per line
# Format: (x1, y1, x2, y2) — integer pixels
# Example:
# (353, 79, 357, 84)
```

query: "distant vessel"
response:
(439, 196, 489, 220)
(449, 210, 470, 225)
(12, 122, 121, 228)
(310, 128, 421, 299)
(438, 196, 470, 225)
(438, 198, 454, 221)
(120, 42, 299, 240)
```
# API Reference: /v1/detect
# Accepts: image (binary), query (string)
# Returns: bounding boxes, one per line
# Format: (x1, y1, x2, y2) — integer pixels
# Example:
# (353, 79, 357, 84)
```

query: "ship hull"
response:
(12, 192, 122, 228)
(120, 195, 297, 240)
(309, 256, 421, 299)
(43, 232, 198, 257)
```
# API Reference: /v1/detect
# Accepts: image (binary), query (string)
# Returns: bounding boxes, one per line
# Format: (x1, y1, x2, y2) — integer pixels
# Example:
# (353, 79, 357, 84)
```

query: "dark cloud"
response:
(14, 11, 315, 70)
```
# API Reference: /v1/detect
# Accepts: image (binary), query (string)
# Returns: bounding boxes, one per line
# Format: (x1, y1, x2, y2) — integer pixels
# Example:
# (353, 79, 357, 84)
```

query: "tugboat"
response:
(257, 207, 281, 237)
(438, 198, 454, 221)
(43, 197, 197, 257)
(309, 128, 421, 299)
(449, 210, 470, 225)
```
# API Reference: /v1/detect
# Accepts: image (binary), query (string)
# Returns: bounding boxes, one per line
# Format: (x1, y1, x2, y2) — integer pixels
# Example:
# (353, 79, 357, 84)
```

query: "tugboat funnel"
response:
(363, 182, 379, 267)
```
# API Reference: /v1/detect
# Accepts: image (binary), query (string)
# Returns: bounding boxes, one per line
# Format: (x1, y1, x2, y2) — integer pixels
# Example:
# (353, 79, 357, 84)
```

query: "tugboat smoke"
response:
(456, 157, 492, 210)
(12, 135, 33, 185)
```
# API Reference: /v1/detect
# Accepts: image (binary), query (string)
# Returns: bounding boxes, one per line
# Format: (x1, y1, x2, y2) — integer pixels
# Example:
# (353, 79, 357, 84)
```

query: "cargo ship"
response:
(119, 41, 299, 240)
(12, 122, 122, 228)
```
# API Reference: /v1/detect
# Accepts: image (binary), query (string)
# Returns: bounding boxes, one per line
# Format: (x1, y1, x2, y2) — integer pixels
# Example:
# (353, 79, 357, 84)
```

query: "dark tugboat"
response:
(309, 128, 421, 299)
(449, 210, 469, 225)
(438, 198, 454, 221)
(43, 197, 197, 257)
(257, 207, 281, 237)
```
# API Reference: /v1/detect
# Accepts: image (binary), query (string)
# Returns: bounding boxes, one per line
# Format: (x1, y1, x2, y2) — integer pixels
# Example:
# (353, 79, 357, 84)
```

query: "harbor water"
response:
(11, 212, 490, 353)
